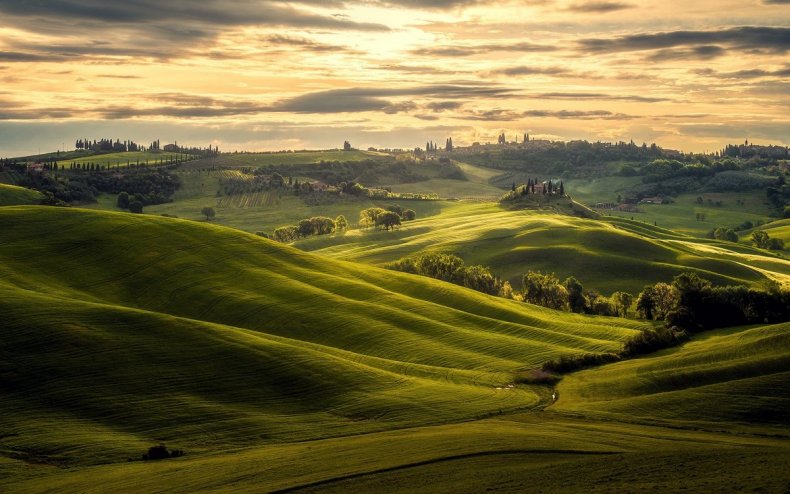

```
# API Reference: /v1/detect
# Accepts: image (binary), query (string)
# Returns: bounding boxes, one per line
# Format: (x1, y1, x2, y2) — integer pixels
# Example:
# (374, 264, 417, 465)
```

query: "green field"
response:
(296, 203, 790, 294)
(0, 183, 43, 206)
(556, 323, 790, 433)
(203, 150, 383, 168)
(603, 191, 775, 237)
(1, 206, 788, 492)
(59, 151, 191, 168)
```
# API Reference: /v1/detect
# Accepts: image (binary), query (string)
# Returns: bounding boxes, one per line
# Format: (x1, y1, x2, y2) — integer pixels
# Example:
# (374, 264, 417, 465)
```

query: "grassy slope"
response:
(604, 191, 775, 236)
(8, 414, 788, 493)
(209, 150, 381, 167)
(296, 204, 790, 294)
(0, 206, 645, 466)
(0, 184, 43, 206)
(555, 323, 790, 432)
(59, 151, 188, 167)
(2, 207, 787, 493)
(85, 170, 451, 232)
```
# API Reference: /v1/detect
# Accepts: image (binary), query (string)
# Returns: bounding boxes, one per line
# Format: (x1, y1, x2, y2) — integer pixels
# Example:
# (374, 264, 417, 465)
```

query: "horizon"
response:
(0, 1, 788, 156)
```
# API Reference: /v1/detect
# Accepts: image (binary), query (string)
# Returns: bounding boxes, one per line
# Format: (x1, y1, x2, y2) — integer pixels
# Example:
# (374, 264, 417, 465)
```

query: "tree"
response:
(359, 207, 386, 228)
(298, 218, 314, 237)
(611, 291, 634, 317)
(335, 215, 348, 231)
(522, 271, 568, 310)
(751, 230, 770, 249)
(128, 201, 143, 214)
(636, 285, 656, 319)
(652, 282, 679, 319)
(558, 181, 564, 196)
(563, 277, 586, 313)
(273, 226, 299, 243)
(343, 140, 352, 151)
(201, 206, 215, 221)
(713, 227, 738, 242)
(375, 211, 401, 230)
(116, 191, 130, 209)
(402, 209, 416, 221)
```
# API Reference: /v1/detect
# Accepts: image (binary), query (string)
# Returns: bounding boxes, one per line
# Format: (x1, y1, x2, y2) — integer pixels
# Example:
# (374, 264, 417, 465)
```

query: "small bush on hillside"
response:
(142, 444, 185, 461)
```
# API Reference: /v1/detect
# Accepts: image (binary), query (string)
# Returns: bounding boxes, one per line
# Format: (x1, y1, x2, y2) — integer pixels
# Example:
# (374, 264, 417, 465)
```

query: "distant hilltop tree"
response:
(343, 141, 352, 151)
(445, 137, 453, 152)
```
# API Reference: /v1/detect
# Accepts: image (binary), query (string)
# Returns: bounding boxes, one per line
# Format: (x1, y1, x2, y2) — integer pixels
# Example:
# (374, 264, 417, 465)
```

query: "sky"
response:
(0, 0, 788, 156)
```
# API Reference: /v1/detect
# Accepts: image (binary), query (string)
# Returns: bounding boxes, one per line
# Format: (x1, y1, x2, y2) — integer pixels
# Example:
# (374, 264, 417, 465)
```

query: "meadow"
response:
(58, 151, 191, 168)
(1, 205, 787, 493)
(1, 145, 788, 493)
(0, 183, 43, 206)
(296, 203, 790, 294)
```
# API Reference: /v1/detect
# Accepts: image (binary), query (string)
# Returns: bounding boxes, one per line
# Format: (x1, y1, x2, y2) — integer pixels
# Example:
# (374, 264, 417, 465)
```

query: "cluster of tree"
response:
(93, 169, 179, 206)
(636, 273, 790, 332)
(271, 215, 348, 243)
(343, 141, 353, 151)
(459, 139, 666, 179)
(116, 192, 144, 213)
(721, 142, 789, 159)
(425, 141, 439, 152)
(388, 253, 510, 297)
(359, 204, 416, 230)
(520, 272, 632, 317)
(142, 444, 185, 461)
(19, 169, 97, 204)
(751, 230, 785, 250)
(510, 178, 565, 196)
(445, 137, 454, 152)
(75, 138, 141, 152)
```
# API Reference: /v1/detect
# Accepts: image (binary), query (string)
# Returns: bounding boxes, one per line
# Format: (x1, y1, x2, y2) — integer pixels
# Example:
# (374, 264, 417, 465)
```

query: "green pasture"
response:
(59, 151, 191, 168)
(0, 183, 43, 206)
(297, 204, 790, 294)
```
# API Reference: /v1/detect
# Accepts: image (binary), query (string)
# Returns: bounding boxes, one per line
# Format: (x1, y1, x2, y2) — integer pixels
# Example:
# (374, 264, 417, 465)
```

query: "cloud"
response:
(269, 84, 516, 113)
(412, 41, 557, 57)
(493, 65, 571, 76)
(647, 45, 727, 61)
(536, 92, 670, 103)
(0, 1, 386, 31)
(578, 26, 790, 55)
(0, 0, 387, 63)
(522, 109, 637, 119)
(565, 2, 634, 13)
(694, 66, 790, 79)
(261, 35, 360, 53)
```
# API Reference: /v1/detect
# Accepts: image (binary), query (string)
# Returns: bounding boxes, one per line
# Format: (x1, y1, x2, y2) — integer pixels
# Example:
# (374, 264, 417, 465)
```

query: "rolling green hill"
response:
(0, 206, 646, 467)
(555, 323, 790, 433)
(0, 184, 43, 206)
(296, 204, 790, 294)
(59, 151, 190, 168)
(2, 206, 788, 493)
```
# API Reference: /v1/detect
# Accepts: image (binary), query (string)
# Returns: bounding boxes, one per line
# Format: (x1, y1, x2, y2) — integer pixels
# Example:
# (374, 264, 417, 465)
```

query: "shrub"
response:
(142, 444, 185, 461)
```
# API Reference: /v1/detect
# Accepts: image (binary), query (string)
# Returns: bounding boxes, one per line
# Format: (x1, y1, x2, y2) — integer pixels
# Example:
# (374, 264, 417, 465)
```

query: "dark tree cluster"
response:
(19, 169, 97, 204)
(271, 215, 346, 243)
(388, 253, 508, 296)
(76, 138, 141, 152)
(142, 444, 184, 461)
(636, 273, 790, 332)
(90, 169, 180, 206)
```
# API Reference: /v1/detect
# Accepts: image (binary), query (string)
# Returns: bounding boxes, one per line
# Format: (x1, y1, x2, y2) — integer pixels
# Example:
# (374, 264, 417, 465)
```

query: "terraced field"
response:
(296, 203, 790, 294)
